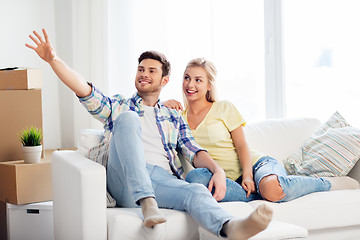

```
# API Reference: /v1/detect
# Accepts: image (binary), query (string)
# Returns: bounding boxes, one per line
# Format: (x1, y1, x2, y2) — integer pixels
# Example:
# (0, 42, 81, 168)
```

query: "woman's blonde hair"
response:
(183, 58, 218, 109)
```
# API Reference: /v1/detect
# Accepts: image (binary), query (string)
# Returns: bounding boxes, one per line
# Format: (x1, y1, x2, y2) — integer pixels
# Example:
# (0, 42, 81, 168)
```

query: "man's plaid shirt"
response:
(79, 84, 204, 179)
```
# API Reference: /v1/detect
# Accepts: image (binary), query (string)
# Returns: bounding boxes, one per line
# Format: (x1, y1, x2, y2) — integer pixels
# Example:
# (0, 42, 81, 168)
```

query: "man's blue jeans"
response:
(106, 111, 234, 236)
(186, 156, 331, 202)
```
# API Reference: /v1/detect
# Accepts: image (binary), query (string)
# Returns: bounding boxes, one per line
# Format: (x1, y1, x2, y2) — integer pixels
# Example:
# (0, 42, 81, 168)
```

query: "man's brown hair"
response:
(138, 51, 171, 77)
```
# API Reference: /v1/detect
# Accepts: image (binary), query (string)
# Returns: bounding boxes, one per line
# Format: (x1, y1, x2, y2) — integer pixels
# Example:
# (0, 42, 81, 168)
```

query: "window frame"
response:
(264, 0, 285, 119)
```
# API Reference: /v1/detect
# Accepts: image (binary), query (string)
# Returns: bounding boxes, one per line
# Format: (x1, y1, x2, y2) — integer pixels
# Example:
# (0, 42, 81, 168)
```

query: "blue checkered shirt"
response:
(79, 84, 204, 179)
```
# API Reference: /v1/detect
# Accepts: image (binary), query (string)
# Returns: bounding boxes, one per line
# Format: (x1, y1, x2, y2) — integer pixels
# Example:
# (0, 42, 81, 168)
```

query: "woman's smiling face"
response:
(183, 66, 210, 102)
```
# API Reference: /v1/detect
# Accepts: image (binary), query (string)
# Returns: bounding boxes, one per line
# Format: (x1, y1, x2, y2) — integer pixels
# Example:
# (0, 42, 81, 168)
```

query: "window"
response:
(283, 0, 360, 123)
(108, 0, 265, 122)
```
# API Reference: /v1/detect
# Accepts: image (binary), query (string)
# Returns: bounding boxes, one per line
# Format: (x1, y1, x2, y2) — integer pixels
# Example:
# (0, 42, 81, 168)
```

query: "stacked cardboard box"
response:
(0, 67, 50, 239)
(0, 68, 42, 90)
(0, 159, 52, 204)
(0, 68, 44, 161)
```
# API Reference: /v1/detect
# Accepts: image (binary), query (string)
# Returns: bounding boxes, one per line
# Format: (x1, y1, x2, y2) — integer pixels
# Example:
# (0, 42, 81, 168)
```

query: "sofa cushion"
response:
(248, 189, 360, 231)
(199, 221, 308, 240)
(107, 207, 199, 240)
(284, 112, 360, 177)
(200, 202, 308, 240)
(244, 118, 320, 164)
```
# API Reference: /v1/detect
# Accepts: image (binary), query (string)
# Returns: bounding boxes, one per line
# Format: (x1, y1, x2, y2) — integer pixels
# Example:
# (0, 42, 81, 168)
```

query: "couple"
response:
(26, 29, 342, 240)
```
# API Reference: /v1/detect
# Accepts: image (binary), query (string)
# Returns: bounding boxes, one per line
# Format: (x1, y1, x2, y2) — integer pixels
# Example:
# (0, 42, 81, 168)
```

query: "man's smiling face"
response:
(135, 58, 167, 95)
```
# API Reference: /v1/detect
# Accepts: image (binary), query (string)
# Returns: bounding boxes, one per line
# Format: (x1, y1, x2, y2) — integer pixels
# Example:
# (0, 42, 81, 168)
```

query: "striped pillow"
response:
(284, 112, 360, 177)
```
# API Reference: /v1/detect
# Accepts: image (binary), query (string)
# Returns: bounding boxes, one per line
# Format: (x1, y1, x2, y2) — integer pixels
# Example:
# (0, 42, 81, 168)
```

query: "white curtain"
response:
(108, 0, 266, 122)
(56, 0, 266, 148)
(55, 0, 108, 148)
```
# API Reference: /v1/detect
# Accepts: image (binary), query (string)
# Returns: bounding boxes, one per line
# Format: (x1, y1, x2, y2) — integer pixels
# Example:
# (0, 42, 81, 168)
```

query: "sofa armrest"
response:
(52, 150, 107, 240)
(348, 160, 360, 183)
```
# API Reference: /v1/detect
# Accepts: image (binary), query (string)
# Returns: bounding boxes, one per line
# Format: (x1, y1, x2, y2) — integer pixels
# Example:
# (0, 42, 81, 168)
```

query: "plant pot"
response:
(22, 145, 42, 164)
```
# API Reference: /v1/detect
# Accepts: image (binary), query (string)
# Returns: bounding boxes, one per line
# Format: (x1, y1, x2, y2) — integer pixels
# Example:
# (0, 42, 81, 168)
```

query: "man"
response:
(26, 29, 272, 240)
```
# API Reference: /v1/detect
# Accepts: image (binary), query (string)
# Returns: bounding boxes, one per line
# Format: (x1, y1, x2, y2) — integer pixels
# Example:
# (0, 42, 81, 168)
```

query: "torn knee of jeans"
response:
(259, 175, 286, 202)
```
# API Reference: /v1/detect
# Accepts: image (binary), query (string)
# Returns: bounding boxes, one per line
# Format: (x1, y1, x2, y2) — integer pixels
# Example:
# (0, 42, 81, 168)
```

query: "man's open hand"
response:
(25, 29, 56, 63)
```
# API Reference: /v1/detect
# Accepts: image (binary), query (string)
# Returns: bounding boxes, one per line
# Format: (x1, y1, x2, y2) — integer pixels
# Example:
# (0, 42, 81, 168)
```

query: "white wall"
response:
(0, 0, 62, 149)
(0, 0, 102, 150)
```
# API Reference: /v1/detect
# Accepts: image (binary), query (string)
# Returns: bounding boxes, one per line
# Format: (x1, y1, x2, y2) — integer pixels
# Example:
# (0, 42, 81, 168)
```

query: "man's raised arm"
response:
(26, 28, 91, 98)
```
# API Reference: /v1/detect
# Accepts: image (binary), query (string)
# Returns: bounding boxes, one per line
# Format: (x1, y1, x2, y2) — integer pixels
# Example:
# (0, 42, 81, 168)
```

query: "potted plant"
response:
(19, 126, 43, 164)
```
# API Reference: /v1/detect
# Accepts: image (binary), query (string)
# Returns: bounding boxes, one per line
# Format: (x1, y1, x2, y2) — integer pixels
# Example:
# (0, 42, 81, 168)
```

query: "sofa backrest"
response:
(78, 129, 104, 156)
(77, 117, 360, 182)
(244, 118, 321, 164)
(78, 117, 321, 164)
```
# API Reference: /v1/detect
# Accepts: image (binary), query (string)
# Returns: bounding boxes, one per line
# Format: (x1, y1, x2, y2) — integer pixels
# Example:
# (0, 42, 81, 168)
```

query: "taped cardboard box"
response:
(0, 68, 42, 90)
(0, 160, 52, 205)
(0, 89, 44, 162)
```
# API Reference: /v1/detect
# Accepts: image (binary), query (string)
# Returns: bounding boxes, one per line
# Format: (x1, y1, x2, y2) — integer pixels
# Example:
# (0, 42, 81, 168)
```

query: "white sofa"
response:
(52, 117, 360, 240)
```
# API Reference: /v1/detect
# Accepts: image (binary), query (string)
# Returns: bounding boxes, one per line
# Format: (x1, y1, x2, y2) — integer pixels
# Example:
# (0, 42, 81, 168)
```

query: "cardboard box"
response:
(0, 68, 42, 90)
(0, 89, 44, 162)
(7, 201, 54, 240)
(0, 160, 52, 205)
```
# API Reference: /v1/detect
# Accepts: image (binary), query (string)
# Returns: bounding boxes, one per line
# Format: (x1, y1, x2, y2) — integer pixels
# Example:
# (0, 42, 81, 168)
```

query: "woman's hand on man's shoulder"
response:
(162, 99, 184, 111)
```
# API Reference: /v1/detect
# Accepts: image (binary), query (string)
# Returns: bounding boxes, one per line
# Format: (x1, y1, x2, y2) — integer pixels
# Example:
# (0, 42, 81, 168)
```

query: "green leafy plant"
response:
(19, 126, 43, 146)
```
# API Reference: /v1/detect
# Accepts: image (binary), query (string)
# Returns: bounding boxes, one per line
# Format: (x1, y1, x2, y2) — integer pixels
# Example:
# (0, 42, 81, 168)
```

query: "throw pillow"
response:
(284, 112, 360, 177)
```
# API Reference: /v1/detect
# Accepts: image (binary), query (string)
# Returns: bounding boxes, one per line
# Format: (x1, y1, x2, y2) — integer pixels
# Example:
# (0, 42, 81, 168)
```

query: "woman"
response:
(165, 58, 356, 202)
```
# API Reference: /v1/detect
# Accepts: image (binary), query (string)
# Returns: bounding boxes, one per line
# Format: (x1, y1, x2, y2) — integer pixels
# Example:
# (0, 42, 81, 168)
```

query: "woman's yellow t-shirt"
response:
(183, 101, 263, 181)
